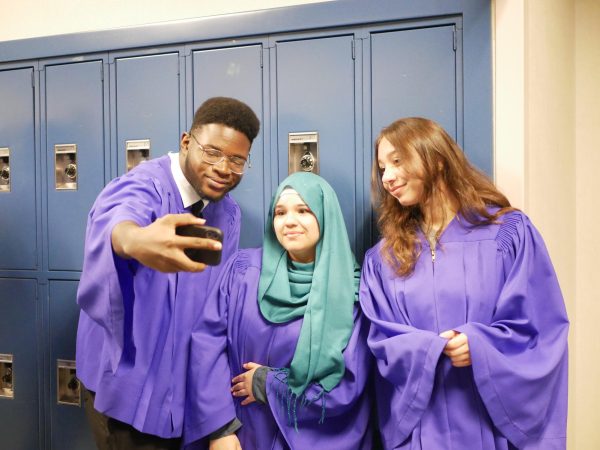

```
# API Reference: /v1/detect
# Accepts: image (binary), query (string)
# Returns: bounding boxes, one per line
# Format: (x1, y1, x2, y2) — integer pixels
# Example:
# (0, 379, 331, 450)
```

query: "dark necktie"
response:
(190, 200, 204, 218)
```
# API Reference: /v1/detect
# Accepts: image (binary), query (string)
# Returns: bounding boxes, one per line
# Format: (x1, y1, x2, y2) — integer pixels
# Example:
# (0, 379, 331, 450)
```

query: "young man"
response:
(76, 97, 259, 450)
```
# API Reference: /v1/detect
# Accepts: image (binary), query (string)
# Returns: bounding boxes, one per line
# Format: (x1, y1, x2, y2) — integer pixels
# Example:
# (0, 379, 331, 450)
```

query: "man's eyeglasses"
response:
(189, 133, 250, 175)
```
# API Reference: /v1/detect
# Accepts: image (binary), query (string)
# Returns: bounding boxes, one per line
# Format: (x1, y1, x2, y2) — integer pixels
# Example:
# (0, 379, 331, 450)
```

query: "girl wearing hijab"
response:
(360, 117, 568, 449)
(184, 172, 373, 449)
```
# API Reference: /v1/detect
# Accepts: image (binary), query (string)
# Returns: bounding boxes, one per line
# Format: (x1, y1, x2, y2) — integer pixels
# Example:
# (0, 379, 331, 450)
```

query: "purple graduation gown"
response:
(359, 211, 568, 450)
(76, 155, 241, 438)
(184, 248, 373, 449)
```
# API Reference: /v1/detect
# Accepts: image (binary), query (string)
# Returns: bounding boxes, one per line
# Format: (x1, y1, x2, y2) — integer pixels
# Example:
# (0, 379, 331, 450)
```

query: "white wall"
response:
(0, 0, 330, 42)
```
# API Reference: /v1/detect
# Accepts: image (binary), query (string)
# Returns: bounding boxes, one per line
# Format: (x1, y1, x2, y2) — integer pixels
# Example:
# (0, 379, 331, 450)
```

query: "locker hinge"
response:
(351, 40, 356, 60)
(101, 65, 104, 82)
(260, 50, 263, 68)
(453, 29, 457, 51)
(31, 70, 35, 88)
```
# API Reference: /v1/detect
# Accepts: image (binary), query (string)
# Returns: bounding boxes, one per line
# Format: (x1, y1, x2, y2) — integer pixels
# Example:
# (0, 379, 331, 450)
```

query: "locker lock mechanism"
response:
(57, 359, 80, 406)
(0, 354, 14, 399)
(288, 132, 319, 175)
(299, 148, 315, 172)
(0, 147, 10, 192)
(64, 163, 77, 180)
(55, 144, 78, 190)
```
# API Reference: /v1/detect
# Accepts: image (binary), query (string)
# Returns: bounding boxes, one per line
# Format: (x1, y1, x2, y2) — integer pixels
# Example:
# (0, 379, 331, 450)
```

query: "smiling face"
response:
(179, 123, 251, 201)
(377, 137, 426, 207)
(273, 189, 320, 263)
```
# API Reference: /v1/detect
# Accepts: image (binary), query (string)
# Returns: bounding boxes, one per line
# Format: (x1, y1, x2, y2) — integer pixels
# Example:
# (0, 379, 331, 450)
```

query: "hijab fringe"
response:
(271, 368, 327, 432)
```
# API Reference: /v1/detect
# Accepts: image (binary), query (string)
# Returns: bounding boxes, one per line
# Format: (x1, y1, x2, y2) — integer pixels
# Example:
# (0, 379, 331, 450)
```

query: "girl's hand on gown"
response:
(209, 434, 242, 450)
(231, 362, 262, 405)
(440, 330, 472, 367)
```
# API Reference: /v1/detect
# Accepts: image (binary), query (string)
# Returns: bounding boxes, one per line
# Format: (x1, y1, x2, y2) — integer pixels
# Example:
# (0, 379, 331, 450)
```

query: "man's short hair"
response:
(191, 97, 260, 143)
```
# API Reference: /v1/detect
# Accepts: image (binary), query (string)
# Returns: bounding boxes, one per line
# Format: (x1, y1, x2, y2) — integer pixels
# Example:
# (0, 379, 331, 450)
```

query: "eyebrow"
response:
(275, 201, 309, 209)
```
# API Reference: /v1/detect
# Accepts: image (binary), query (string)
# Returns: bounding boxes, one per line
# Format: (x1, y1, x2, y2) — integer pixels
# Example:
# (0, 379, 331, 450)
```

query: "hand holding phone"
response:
(175, 224, 224, 266)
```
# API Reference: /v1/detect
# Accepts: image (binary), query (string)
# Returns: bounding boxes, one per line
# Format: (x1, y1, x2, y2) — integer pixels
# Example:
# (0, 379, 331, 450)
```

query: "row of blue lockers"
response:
(1, 20, 466, 273)
(0, 6, 490, 448)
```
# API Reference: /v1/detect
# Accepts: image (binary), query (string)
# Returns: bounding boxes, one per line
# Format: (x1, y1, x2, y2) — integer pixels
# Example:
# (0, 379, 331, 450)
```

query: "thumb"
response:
(439, 329, 458, 339)
(243, 362, 260, 370)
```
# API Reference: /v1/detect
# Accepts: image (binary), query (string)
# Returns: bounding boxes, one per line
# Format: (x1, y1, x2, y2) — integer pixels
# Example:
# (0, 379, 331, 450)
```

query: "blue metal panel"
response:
(0, 278, 39, 449)
(370, 25, 457, 142)
(0, 1, 492, 174)
(274, 35, 357, 250)
(45, 60, 105, 271)
(48, 280, 95, 450)
(0, 1, 487, 64)
(114, 52, 182, 175)
(0, 68, 37, 270)
(190, 45, 265, 248)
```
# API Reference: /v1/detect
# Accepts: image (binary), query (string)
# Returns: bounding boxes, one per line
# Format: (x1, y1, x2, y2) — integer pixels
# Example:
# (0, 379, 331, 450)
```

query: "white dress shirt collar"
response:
(169, 152, 209, 210)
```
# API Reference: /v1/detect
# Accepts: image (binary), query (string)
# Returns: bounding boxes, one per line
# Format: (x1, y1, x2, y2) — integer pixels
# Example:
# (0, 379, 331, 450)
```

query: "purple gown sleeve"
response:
(455, 213, 569, 448)
(265, 307, 373, 449)
(184, 255, 239, 446)
(358, 249, 448, 445)
(76, 174, 165, 373)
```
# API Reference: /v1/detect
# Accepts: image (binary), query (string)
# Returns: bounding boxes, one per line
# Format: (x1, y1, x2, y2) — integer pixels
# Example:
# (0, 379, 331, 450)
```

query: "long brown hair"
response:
(372, 117, 514, 276)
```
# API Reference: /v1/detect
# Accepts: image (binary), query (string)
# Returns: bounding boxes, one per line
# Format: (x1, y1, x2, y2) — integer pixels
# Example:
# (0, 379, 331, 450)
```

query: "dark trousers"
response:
(82, 385, 182, 450)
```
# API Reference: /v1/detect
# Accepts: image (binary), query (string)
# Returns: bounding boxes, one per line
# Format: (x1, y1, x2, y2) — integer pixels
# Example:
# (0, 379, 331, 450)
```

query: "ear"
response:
(179, 132, 190, 154)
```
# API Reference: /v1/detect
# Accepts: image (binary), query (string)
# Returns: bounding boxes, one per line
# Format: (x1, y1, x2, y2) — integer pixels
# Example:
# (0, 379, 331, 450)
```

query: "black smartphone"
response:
(175, 224, 224, 266)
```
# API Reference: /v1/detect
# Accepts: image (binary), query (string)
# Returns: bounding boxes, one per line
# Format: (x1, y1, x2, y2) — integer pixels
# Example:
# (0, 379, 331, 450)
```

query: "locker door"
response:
(114, 52, 181, 175)
(45, 60, 106, 271)
(0, 278, 39, 449)
(274, 35, 357, 250)
(190, 45, 265, 248)
(0, 68, 37, 270)
(49, 280, 94, 450)
(370, 25, 458, 142)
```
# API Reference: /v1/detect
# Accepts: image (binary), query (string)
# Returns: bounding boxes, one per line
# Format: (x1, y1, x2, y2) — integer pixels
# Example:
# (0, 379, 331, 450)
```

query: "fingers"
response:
(450, 354, 472, 367)
(231, 385, 248, 397)
(443, 333, 468, 350)
(440, 332, 472, 367)
(164, 213, 206, 227)
(177, 235, 223, 251)
(241, 397, 255, 406)
(231, 373, 246, 384)
(439, 329, 458, 339)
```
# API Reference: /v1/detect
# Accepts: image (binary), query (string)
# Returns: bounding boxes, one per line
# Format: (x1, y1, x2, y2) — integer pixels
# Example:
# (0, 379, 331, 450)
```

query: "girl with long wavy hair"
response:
(360, 117, 568, 449)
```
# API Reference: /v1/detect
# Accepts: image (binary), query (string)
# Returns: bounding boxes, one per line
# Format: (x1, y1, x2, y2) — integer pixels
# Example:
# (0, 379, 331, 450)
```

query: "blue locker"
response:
(370, 25, 458, 143)
(44, 60, 106, 271)
(113, 52, 182, 175)
(189, 45, 265, 248)
(366, 25, 459, 246)
(48, 280, 94, 450)
(0, 278, 39, 449)
(0, 68, 37, 270)
(273, 35, 357, 251)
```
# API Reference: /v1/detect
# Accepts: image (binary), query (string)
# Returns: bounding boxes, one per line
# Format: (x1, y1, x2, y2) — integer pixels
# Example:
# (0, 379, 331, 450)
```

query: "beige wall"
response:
(2, 0, 598, 447)
(495, 0, 600, 448)
(574, 0, 600, 449)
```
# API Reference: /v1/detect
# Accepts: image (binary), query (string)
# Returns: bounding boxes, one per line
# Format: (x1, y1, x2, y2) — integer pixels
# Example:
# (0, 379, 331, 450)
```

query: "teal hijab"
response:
(258, 172, 360, 397)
